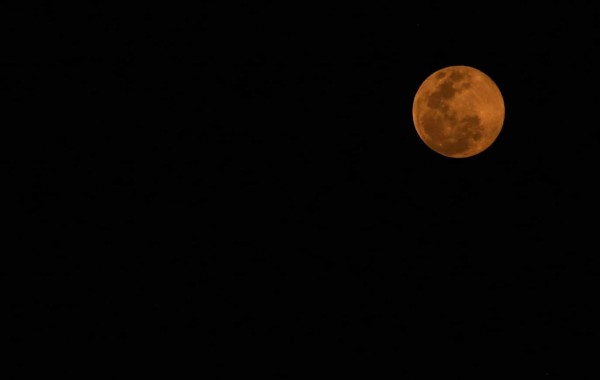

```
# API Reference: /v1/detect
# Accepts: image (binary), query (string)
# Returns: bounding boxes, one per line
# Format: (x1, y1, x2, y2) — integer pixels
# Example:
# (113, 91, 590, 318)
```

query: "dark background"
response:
(3, 1, 599, 377)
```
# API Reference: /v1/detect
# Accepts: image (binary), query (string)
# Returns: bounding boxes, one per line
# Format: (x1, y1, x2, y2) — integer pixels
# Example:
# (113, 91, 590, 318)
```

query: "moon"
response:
(412, 65, 505, 158)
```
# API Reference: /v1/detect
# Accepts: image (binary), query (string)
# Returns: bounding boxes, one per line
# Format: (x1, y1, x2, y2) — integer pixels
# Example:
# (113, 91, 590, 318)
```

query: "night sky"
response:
(5, 1, 600, 377)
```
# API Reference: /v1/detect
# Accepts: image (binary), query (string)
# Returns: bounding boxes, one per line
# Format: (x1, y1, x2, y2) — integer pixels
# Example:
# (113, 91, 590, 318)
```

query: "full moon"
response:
(412, 65, 505, 158)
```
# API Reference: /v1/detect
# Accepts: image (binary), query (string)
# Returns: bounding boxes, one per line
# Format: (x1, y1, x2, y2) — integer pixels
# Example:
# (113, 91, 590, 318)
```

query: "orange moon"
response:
(412, 65, 505, 158)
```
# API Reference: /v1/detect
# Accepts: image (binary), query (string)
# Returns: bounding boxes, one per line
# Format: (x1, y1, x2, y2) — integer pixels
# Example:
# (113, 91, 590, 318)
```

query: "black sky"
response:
(4, 1, 600, 377)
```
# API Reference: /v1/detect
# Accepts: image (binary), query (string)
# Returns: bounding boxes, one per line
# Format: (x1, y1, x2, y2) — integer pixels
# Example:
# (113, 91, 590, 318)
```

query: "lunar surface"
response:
(412, 65, 505, 158)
